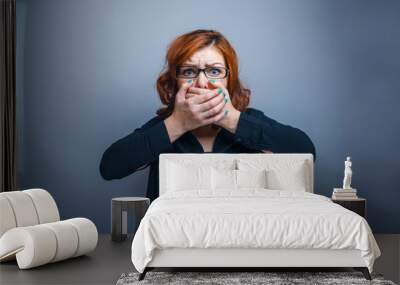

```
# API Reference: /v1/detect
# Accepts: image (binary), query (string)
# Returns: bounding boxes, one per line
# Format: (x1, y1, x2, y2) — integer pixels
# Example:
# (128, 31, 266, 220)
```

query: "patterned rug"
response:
(116, 271, 396, 285)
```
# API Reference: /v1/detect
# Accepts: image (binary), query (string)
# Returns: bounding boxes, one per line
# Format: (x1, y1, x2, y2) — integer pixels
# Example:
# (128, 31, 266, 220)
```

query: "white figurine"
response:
(342, 156, 353, 189)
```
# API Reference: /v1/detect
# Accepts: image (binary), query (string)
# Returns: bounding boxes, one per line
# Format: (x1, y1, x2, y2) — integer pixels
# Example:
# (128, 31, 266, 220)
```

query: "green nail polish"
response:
(224, 98, 228, 103)
(187, 79, 192, 83)
(218, 88, 222, 94)
(224, 110, 229, 116)
(210, 79, 216, 83)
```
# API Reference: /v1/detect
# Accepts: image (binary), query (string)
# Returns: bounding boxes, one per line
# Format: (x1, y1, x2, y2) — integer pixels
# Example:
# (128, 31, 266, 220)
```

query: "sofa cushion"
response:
(0, 218, 97, 269)
(0, 189, 60, 238)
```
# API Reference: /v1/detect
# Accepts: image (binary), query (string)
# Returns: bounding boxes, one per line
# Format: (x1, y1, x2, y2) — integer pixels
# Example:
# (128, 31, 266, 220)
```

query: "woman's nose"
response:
(195, 71, 209, 89)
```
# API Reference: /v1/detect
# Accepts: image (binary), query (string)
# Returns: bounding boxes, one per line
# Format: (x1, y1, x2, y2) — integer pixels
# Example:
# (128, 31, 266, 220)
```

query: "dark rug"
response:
(116, 271, 396, 285)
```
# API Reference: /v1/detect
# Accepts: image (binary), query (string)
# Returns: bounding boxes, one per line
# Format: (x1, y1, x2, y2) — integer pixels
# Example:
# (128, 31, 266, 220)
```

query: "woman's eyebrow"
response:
(184, 62, 224, 66)
(207, 62, 225, 66)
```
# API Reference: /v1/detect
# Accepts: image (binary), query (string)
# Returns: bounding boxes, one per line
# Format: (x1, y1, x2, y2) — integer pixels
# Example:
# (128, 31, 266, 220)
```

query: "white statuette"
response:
(332, 156, 357, 197)
(342, 156, 353, 189)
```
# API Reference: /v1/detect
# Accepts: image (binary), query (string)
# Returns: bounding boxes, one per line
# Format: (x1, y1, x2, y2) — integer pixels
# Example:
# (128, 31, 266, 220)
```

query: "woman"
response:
(99, 29, 316, 202)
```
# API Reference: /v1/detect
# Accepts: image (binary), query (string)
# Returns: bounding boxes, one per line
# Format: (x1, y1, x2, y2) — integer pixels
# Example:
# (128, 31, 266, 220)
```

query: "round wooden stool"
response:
(111, 197, 150, 242)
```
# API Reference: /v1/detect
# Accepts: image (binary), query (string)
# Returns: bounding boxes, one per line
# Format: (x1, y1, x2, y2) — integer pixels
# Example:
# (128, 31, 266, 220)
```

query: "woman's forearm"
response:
(164, 115, 186, 143)
(227, 108, 316, 161)
(100, 117, 176, 180)
(222, 109, 241, 134)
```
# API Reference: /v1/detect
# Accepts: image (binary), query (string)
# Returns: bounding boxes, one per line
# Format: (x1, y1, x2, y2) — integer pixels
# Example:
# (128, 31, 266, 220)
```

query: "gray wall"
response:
(17, 0, 400, 233)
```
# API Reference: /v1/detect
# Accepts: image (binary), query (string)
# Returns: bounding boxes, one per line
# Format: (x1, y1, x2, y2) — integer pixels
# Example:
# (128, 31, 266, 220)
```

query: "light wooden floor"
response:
(0, 234, 399, 285)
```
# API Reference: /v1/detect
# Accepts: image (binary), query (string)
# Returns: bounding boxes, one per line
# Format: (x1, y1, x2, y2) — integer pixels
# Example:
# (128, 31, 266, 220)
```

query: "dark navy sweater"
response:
(99, 107, 316, 202)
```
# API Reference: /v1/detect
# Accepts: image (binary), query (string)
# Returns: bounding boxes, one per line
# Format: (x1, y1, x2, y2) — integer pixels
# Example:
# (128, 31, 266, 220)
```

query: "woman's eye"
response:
(210, 68, 221, 75)
(182, 68, 196, 76)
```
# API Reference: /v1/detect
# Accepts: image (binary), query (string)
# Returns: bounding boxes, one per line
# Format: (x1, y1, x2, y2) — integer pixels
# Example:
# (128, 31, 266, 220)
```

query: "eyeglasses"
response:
(176, 65, 229, 79)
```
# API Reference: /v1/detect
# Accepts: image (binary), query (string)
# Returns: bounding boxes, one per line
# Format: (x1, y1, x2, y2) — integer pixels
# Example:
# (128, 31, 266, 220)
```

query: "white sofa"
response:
(0, 188, 98, 269)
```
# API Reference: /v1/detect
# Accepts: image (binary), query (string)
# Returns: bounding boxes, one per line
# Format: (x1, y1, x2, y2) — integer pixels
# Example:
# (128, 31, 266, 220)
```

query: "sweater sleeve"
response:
(232, 108, 317, 162)
(99, 116, 174, 180)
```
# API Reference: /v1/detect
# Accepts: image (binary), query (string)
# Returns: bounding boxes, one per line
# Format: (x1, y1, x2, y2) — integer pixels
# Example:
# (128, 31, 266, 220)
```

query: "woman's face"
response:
(176, 46, 228, 90)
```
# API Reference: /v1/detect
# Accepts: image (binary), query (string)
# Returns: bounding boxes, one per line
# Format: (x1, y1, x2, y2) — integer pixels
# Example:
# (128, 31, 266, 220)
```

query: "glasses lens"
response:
(176, 66, 198, 78)
(205, 67, 227, 79)
(176, 66, 228, 79)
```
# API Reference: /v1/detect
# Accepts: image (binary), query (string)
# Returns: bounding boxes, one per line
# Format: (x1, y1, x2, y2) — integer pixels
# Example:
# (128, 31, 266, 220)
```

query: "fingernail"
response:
(210, 79, 216, 83)
(218, 88, 222, 94)
(224, 98, 228, 104)
(224, 110, 229, 116)
(187, 79, 192, 83)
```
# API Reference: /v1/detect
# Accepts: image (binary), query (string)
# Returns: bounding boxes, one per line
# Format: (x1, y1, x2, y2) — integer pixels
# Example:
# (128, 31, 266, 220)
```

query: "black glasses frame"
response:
(176, 65, 230, 79)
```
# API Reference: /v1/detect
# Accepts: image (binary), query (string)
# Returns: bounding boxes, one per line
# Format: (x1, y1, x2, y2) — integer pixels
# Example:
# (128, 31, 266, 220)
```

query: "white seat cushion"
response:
(41, 221, 79, 262)
(0, 189, 60, 238)
(0, 189, 98, 269)
(23, 188, 60, 223)
(0, 191, 40, 227)
(0, 196, 17, 237)
(0, 218, 98, 269)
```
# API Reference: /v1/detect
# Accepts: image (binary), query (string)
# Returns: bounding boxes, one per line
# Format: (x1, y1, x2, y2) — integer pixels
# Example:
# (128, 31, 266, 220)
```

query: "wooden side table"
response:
(331, 197, 366, 219)
(111, 197, 150, 242)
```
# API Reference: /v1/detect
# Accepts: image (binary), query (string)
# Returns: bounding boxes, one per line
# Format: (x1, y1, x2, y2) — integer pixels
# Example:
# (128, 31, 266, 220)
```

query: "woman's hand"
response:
(170, 80, 227, 133)
(185, 80, 241, 132)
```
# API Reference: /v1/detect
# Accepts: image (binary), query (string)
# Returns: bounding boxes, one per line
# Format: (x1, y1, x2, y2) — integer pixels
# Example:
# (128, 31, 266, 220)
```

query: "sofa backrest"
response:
(159, 153, 314, 196)
(0, 189, 60, 238)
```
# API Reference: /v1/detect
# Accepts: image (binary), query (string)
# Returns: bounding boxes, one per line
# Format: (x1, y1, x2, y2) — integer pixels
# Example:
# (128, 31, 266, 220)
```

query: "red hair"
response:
(155, 29, 251, 118)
